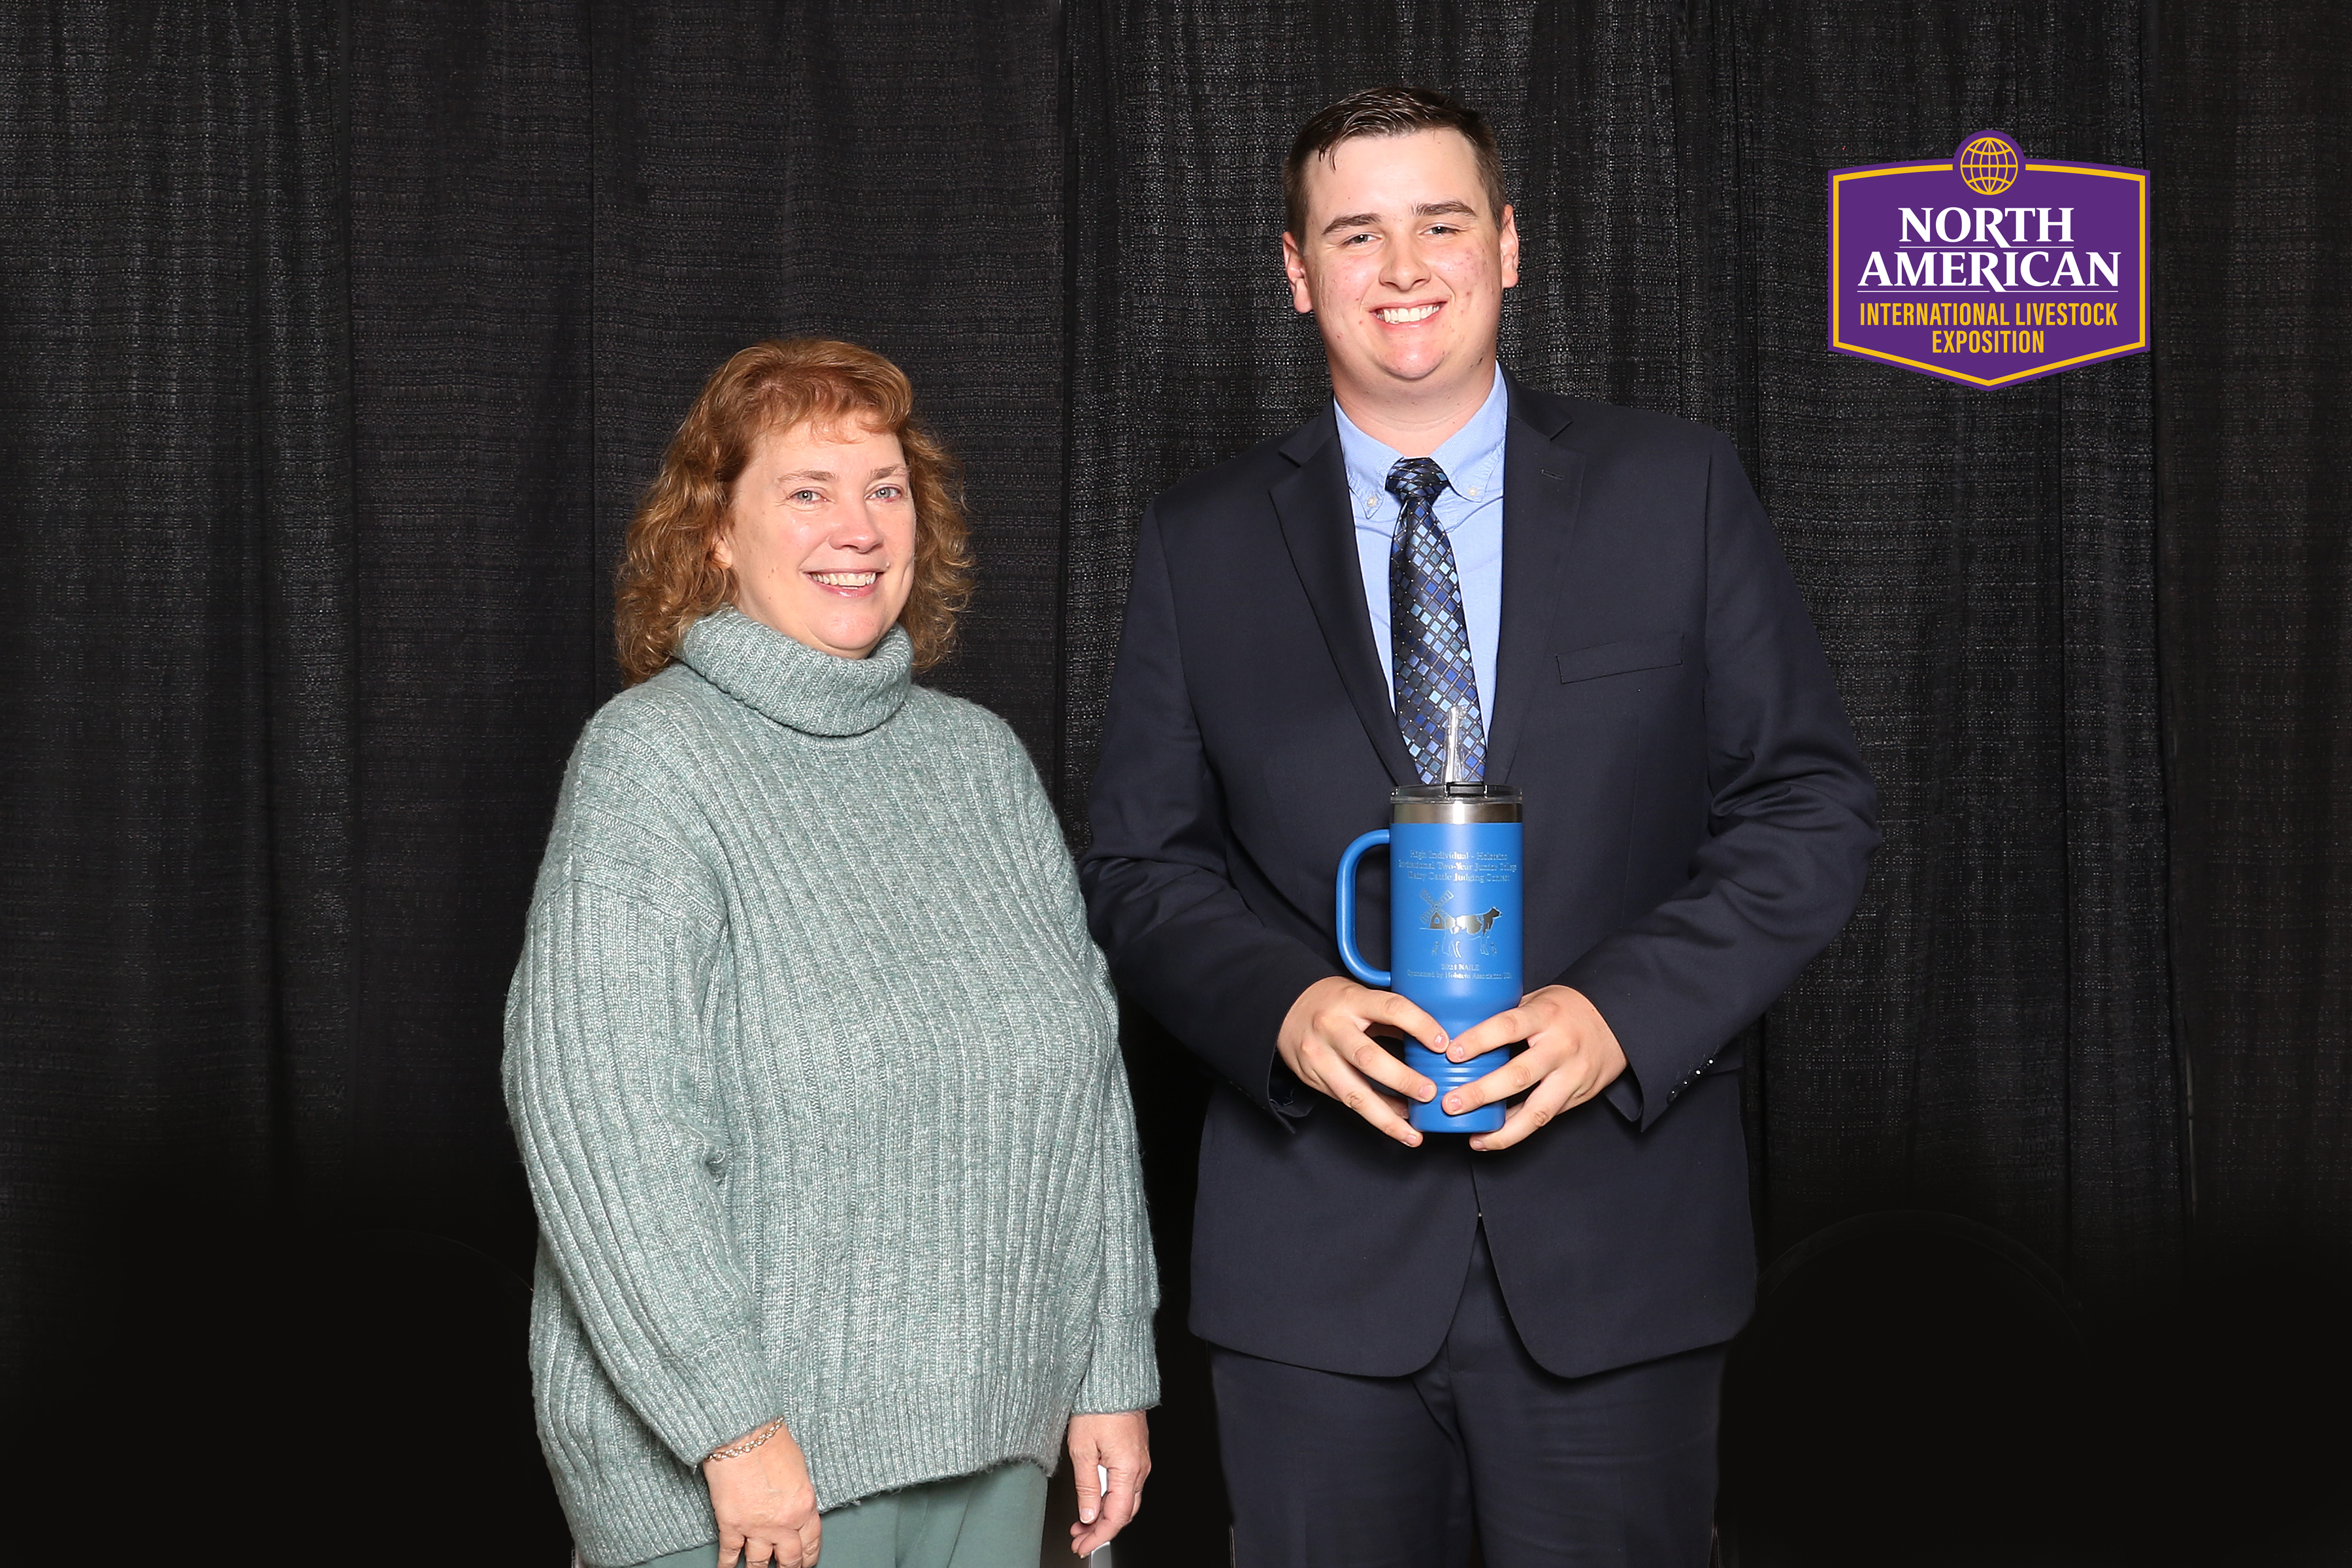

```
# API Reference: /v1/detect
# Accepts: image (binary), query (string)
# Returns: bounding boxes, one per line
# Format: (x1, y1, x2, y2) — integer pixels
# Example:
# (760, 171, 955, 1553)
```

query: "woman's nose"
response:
(832, 506, 884, 549)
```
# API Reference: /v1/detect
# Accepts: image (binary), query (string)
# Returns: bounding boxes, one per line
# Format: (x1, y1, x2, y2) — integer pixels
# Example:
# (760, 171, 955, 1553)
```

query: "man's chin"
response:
(1371, 349, 1459, 386)
(1323, 338, 1495, 404)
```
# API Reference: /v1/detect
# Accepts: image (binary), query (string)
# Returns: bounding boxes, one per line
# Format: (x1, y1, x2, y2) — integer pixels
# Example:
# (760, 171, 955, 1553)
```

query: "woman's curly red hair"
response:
(614, 338, 975, 684)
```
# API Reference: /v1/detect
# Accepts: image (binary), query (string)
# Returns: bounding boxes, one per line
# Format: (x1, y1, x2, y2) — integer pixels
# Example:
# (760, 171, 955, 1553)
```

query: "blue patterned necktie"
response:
(1386, 457, 1489, 782)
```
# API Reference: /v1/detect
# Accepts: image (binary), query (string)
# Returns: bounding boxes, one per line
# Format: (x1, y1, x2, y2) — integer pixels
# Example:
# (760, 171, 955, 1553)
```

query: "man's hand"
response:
(704, 1420, 823, 1567)
(1277, 976, 1449, 1147)
(1442, 985, 1628, 1152)
(1067, 1410, 1151, 1556)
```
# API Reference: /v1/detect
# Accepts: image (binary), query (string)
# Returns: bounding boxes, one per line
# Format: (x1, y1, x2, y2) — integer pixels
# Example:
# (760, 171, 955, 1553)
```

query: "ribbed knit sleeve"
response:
(503, 718, 779, 1471)
(994, 727, 1162, 1416)
(1074, 1048, 1162, 1414)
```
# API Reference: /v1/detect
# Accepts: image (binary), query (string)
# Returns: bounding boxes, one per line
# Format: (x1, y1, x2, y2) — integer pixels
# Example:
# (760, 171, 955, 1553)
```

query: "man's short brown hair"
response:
(1283, 86, 1506, 242)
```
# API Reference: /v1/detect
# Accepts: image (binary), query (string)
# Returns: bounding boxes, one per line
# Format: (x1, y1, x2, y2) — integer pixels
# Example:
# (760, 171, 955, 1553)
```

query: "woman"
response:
(505, 339, 1156, 1568)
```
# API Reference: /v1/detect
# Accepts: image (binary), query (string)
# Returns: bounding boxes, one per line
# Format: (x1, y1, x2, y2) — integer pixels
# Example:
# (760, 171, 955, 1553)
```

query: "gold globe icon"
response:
(1958, 135, 2019, 195)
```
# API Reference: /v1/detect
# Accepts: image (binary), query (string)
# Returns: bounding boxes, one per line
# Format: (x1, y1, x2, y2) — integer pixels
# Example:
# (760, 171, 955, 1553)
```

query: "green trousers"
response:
(635, 1461, 1049, 1568)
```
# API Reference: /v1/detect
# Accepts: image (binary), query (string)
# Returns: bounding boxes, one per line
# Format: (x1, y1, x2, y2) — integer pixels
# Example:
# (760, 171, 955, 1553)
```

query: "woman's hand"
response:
(1066, 1410, 1151, 1556)
(704, 1420, 822, 1567)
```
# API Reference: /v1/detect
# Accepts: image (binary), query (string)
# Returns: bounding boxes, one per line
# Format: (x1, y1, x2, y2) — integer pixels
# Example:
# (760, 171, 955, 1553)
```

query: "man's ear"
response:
(1281, 232, 1315, 315)
(1499, 204, 1520, 291)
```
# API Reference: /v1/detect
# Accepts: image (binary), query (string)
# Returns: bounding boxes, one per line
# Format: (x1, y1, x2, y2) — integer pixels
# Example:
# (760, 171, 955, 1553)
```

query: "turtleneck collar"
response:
(678, 608, 913, 738)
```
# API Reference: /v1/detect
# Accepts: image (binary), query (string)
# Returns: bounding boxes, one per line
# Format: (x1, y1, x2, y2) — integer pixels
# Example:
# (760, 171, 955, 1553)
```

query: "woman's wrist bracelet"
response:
(706, 1415, 789, 1463)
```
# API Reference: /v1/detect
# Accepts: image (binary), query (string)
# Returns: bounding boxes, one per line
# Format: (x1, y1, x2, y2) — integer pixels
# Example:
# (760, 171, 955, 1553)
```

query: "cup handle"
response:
(1334, 830, 1392, 988)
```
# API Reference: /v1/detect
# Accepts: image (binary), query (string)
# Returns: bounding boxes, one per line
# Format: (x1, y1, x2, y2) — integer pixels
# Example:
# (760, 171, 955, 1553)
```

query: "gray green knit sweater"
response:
(503, 609, 1158, 1568)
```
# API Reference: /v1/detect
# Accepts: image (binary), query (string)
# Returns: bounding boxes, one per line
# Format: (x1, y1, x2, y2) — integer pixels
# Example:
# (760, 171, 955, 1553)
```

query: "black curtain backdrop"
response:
(3, 2, 2346, 1563)
(2157, 0, 2352, 1296)
(3, 0, 357, 1380)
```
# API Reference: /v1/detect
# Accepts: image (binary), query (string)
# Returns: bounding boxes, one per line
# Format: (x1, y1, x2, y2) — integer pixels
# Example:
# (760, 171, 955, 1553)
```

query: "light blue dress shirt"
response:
(1335, 364, 1508, 728)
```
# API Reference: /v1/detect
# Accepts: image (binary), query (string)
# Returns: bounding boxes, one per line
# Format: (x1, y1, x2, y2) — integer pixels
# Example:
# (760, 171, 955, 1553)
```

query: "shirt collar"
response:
(1333, 363, 1510, 523)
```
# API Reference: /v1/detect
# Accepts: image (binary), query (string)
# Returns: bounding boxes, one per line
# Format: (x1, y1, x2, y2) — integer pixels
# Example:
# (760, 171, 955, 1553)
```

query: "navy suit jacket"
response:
(1079, 377, 1878, 1379)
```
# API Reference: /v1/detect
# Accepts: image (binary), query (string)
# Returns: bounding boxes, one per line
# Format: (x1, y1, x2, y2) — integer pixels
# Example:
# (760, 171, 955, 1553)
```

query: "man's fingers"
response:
(1344, 1034, 1437, 1102)
(1362, 988, 1450, 1054)
(1469, 1068, 1579, 1151)
(1448, 1004, 1531, 1061)
(1313, 1050, 1424, 1145)
(1443, 1042, 1551, 1116)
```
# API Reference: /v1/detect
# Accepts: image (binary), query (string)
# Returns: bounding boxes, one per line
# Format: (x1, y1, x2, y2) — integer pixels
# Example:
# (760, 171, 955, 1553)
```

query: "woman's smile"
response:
(715, 420, 917, 659)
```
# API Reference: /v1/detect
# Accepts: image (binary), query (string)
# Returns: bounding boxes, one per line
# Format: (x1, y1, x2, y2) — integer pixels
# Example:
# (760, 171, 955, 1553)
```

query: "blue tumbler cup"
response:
(1333, 781, 1524, 1134)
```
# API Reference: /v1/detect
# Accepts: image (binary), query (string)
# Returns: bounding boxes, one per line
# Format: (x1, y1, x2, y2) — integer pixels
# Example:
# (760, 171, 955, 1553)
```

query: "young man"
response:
(1079, 88, 1878, 1566)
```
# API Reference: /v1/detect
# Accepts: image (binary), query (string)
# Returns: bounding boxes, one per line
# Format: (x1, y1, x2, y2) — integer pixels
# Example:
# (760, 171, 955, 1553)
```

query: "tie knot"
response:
(1384, 457, 1449, 509)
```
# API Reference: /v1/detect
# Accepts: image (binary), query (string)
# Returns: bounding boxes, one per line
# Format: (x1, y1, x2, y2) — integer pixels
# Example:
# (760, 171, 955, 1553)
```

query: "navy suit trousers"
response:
(1211, 1226, 1725, 1568)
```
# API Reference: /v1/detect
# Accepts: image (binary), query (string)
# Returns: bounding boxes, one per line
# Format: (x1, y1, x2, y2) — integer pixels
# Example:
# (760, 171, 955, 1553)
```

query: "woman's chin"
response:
(740, 586, 907, 659)
(805, 610, 896, 659)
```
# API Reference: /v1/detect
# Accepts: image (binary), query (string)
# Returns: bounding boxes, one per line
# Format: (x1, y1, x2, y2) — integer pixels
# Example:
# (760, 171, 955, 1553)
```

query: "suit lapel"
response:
(1486, 384, 1584, 788)
(1272, 412, 1418, 787)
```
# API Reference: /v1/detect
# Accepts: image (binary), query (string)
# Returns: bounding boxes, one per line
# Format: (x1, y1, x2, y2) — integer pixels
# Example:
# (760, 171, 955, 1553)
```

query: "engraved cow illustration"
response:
(1421, 895, 1502, 936)
(1419, 890, 1504, 960)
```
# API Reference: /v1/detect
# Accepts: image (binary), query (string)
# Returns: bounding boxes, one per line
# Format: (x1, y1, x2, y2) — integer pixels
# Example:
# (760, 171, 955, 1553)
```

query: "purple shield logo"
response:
(1829, 131, 2148, 387)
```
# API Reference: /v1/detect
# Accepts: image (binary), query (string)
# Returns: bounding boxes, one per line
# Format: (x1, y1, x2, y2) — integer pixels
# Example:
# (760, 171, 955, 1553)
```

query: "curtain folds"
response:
(2156, 0, 2352, 1285)
(0, 0, 355, 1359)
(1711, 0, 2178, 1299)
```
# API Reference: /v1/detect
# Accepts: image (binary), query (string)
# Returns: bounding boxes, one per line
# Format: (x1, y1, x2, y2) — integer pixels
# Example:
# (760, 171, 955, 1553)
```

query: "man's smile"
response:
(1375, 302, 1444, 324)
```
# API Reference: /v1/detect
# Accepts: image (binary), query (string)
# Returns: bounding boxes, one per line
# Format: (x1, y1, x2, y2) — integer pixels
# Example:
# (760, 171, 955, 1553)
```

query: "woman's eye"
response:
(875, 485, 908, 502)
(789, 489, 823, 504)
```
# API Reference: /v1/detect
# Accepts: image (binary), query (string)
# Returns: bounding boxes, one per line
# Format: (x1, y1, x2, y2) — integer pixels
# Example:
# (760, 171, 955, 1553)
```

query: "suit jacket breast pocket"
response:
(1556, 632, 1684, 685)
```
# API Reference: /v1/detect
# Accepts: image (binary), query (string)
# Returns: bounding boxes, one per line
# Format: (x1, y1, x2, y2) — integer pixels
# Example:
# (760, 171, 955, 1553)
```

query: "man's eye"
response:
(1341, 232, 1376, 246)
(1426, 225, 1461, 237)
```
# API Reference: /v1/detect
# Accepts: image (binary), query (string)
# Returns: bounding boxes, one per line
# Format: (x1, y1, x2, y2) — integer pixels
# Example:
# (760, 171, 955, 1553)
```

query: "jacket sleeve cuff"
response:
(1556, 963, 1692, 1134)
(1601, 1070, 1643, 1123)
(1074, 1311, 1162, 1415)
(1239, 945, 1338, 1121)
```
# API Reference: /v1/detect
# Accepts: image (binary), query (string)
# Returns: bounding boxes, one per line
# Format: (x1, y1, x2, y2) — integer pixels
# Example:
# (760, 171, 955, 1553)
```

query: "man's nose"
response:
(1380, 234, 1430, 290)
